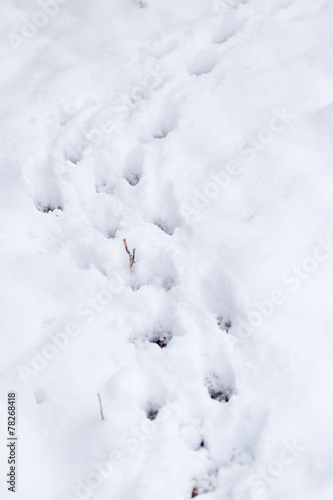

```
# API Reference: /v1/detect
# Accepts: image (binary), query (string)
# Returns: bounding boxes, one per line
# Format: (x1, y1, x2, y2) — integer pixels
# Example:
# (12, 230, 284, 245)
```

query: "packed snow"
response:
(1, 0, 333, 499)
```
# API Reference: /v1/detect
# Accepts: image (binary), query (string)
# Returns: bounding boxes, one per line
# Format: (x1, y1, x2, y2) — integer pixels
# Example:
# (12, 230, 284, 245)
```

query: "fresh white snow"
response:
(1, 0, 333, 499)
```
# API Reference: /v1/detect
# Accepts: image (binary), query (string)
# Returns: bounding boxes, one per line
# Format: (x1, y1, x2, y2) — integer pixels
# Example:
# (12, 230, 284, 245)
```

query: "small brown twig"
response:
(123, 239, 135, 269)
(97, 393, 105, 421)
(191, 487, 199, 498)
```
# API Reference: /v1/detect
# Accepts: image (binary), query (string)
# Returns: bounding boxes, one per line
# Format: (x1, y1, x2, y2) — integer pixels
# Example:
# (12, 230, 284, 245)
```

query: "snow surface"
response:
(1, 0, 333, 499)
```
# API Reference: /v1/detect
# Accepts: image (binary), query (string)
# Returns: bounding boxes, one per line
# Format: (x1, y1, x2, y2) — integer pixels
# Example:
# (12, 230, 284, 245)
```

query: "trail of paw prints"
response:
(50, 56, 166, 179)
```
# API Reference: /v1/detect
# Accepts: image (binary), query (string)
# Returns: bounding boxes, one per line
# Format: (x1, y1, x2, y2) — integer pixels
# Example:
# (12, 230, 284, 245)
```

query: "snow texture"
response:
(1, 0, 333, 499)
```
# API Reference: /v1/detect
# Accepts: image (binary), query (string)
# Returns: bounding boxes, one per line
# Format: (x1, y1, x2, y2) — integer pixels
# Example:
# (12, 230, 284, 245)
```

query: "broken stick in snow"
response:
(123, 239, 135, 269)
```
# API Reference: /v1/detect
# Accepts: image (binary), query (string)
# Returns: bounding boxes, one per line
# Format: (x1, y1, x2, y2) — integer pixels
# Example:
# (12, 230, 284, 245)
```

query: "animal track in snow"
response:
(36, 202, 63, 214)
(188, 51, 218, 76)
(105, 229, 117, 239)
(130, 322, 173, 350)
(153, 125, 173, 139)
(124, 147, 143, 186)
(162, 276, 175, 291)
(96, 183, 115, 195)
(209, 387, 232, 402)
(34, 387, 47, 404)
(64, 149, 82, 165)
(150, 329, 172, 348)
(131, 272, 176, 292)
(217, 316, 232, 333)
(146, 407, 159, 420)
(205, 375, 233, 403)
(124, 172, 141, 186)
(190, 471, 217, 498)
(154, 220, 174, 235)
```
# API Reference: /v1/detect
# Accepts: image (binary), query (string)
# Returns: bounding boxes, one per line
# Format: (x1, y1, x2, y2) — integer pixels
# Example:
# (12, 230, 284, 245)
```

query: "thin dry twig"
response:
(123, 239, 135, 269)
(191, 487, 199, 498)
(97, 393, 105, 421)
